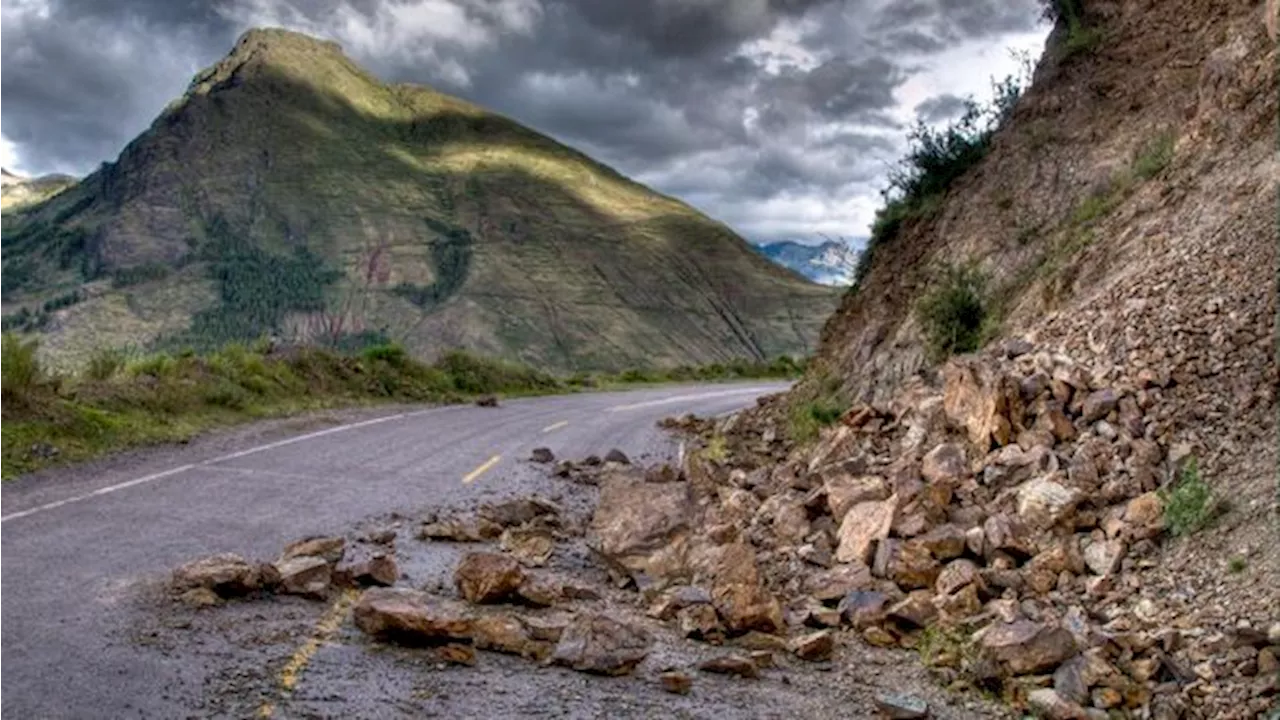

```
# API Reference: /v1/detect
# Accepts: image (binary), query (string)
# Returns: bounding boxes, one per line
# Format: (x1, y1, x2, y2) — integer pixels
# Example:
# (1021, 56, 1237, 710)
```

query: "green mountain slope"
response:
(0, 28, 839, 371)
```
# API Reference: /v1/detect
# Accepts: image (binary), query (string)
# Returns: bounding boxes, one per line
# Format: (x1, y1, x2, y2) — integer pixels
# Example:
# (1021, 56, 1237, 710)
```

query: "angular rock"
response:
(342, 553, 399, 587)
(977, 620, 1077, 675)
(589, 473, 692, 589)
(481, 497, 561, 528)
(353, 587, 473, 642)
(514, 573, 563, 607)
(888, 590, 938, 628)
(756, 493, 811, 545)
(1081, 389, 1119, 423)
(835, 496, 898, 565)
(1027, 688, 1090, 720)
(874, 693, 930, 719)
(275, 555, 332, 598)
(647, 585, 713, 620)
(698, 654, 759, 678)
(804, 562, 874, 602)
(691, 542, 783, 634)
(1082, 539, 1125, 576)
(178, 587, 223, 607)
(838, 590, 890, 628)
(934, 582, 982, 619)
(550, 613, 652, 676)
(455, 552, 525, 604)
(678, 604, 724, 642)
(281, 536, 346, 564)
(943, 360, 1010, 451)
(604, 448, 631, 465)
(982, 514, 1034, 559)
(435, 643, 478, 665)
(1123, 492, 1165, 538)
(172, 553, 262, 597)
(789, 630, 835, 662)
(418, 517, 491, 543)
(922, 443, 967, 485)
(660, 670, 693, 695)
(889, 541, 942, 590)
(471, 614, 545, 658)
(825, 474, 890, 520)
(500, 527, 555, 567)
(935, 559, 981, 596)
(1017, 476, 1082, 530)
(531, 447, 555, 463)
(916, 524, 967, 561)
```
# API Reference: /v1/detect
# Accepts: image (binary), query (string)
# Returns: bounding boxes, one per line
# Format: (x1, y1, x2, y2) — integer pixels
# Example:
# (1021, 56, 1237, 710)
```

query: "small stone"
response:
(550, 613, 652, 676)
(500, 527, 555, 567)
(604, 448, 631, 465)
(1257, 648, 1279, 675)
(863, 625, 898, 647)
(1091, 687, 1121, 709)
(281, 536, 346, 564)
(1017, 476, 1082, 529)
(1028, 688, 1090, 720)
(838, 590, 890, 629)
(835, 497, 898, 565)
(178, 587, 223, 608)
(922, 443, 967, 485)
(698, 654, 759, 679)
(1081, 389, 1119, 423)
(679, 604, 724, 642)
(454, 552, 525, 604)
(172, 553, 262, 597)
(275, 556, 332, 599)
(435, 643, 477, 666)
(1083, 540, 1125, 576)
(874, 692, 930, 719)
(789, 630, 835, 662)
(531, 447, 556, 463)
(660, 670, 693, 695)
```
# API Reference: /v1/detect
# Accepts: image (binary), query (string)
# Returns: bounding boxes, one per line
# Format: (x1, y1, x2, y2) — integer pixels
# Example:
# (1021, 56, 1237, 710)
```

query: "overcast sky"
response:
(0, 0, 1048, 245)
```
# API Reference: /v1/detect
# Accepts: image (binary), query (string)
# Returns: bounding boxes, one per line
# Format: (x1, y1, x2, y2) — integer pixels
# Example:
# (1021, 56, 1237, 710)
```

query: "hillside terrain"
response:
(0, 28, 838, 372)
(754, 239, 861, 286)
(1, 168, 77, 211)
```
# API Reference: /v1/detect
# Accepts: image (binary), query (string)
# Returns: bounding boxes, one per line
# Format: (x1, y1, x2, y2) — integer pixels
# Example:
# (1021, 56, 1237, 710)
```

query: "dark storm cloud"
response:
(1, 0, 1046, 239)
(914, 93, 970, 123)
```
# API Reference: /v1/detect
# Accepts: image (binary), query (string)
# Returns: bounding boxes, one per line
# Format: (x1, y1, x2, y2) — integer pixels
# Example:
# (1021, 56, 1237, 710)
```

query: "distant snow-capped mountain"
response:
(755, 239, 862, 286)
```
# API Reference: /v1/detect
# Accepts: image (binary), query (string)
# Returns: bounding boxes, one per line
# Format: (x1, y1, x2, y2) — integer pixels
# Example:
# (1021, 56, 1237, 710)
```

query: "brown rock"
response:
(1091, 687, 1122, 709)
(922, 443, 968, 485)
(589, 473, 692, 589)
(418, 517, 488, 543)
(660, 670, 693, 695)
(1082, 539, 1125, 576)
(679, 604, 724, 642)
(500, 527, 555, 567)
(1017, 476, 1082, 530)
(172, 553, 262, 597)
(515, 573, 563, 607)
(977, 620, 1077, 675)
(281, 536, 346, 564)
(935, 559, 981, 596)
(1123, 492, 1165, 537)
(943, 360, 1009, 452)
(340, 553, 399, 587)
(863, 625, 898, 647)
(275, 556, 332, 598)
(789, 630, 835, 662)
(1028, 688, 1090, 720)
(455, 552, 525, 604)
(888, 590, 938, 628)
(935, 583, 982, 619)
(917, 524, 967, 560)
(353, 587, 473, 642)
(874, 693, 930, 719)
(839, 590, 890, 628)
(471, 614, 544, 658)
(804, 562, 874, 602)
(825, 474, 890, 520)
(1258, 647, 1279, 674)
(1039, 405, 1077, 443)
(756, 493, 811, 545)
(692, 542, 783, 634)
(982, 514, 1034, 560)
(698, 654, 759, 678)
(890, 541, 942, 590)
(835, 496, 898, 565)
(550, 613, 652, 676)
(435, 643, 477, 665)
(1081, 389, 1119, 423)
(482, 496, 561, 528)
(178, 587, 223, 607)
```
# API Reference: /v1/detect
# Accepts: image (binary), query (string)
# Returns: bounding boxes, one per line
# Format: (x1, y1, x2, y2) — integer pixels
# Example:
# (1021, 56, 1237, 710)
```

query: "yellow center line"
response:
(257, 587, 362, 718)
(541, 420, 569, 433)
(462, 454, 502, 484)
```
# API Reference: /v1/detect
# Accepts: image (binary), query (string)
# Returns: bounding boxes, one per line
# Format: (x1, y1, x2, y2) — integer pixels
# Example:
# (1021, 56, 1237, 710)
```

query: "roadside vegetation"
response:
(915, 262, 991, 362)
(0, 333, 804, 479)
(784, 366, 849, 445)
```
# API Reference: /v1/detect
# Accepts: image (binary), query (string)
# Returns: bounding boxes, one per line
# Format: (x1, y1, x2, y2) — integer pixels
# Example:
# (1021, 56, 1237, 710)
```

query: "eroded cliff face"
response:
(815, 0, 1275, 413)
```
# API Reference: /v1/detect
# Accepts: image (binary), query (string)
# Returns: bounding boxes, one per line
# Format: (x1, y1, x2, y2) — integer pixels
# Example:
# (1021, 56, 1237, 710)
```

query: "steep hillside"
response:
(684, 1, 1276, 717)
(0, 28, 838, 372)
(0, 169, 77, 211)
(755, 239, 861, 286)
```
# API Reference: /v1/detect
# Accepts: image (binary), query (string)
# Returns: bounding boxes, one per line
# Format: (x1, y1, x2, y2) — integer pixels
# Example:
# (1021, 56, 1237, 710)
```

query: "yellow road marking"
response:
(462, 454, 502, 484)
(257, 587, 361, 718)
(541, 420, 569, 433)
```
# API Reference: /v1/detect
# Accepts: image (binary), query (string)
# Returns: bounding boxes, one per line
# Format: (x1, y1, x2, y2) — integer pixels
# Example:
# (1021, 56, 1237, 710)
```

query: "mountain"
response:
(0, 169, 77, 211)
(754, 239, 861, 286)
(0, 28, 839, 371)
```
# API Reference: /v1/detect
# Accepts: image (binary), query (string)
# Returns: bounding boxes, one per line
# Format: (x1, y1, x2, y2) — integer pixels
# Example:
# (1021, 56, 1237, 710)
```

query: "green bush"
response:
(1, 332, 45, 400)
(1161, 456, 1217, 537)
(85, 347, 128, 381)
(1132, 133, 1175, 180)
(786, 370, 848, 444)
(916, 263, 989, 361)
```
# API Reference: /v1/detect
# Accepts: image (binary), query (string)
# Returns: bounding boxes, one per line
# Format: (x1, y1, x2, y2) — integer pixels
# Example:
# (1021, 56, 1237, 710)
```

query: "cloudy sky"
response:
(0, 0, 1049, 245)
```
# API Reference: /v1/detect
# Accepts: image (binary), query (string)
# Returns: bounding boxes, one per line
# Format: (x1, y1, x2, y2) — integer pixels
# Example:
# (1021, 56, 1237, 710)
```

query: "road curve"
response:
(1, 382, 788, 718)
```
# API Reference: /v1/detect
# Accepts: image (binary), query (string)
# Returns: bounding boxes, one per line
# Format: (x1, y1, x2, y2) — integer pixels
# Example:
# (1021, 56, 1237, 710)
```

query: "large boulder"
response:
(281, 536, 346, 564)
(976, 620, 1078, 676)
(353, 588, 473, 642)
(589, 472, 693, 589)
(921, 443, 968, 485)
(454, 552, 525, 604)
(550, 613, 652, 676)
(943, 360, 1012, 452)
(824, 474, 890, 520)
(172, 553, 263, 597)
(274, 555, 333, 598)
(1016, 476, 1082, 530)
(691, 541, 784, 634)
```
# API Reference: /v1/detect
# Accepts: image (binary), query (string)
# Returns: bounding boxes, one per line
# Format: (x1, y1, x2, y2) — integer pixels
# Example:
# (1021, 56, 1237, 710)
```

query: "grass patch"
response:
(1228, 557, 1247, 574)
(785, 368, 848, 445)
(1132, 132, 1176, 181)
(703, 435, 728, 463)
(916, 262, 990, 362)
(1160, 456, 1218, 537)
(1, 332, 806, 479)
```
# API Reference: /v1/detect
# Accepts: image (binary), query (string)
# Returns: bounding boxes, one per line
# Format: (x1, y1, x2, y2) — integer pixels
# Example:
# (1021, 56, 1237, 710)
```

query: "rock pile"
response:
(656, 345, 1278, 720)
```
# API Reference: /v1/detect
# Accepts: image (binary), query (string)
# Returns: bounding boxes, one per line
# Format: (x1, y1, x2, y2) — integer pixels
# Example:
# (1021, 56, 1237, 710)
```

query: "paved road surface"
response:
(1, 382, 788, 719)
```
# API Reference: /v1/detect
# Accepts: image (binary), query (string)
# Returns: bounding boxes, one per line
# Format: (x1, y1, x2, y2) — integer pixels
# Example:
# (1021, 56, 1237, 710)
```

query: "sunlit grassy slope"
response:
(1, 28, 839, 372)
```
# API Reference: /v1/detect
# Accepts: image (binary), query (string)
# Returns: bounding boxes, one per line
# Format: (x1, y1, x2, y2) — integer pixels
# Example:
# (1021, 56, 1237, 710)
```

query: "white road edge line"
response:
(0, 408, 442, 524)
(607, 386, 778, 412)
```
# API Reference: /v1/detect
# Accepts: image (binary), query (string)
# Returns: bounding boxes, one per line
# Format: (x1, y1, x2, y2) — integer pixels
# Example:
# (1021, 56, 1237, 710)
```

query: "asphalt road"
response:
(0, 382, 789, 719)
